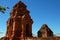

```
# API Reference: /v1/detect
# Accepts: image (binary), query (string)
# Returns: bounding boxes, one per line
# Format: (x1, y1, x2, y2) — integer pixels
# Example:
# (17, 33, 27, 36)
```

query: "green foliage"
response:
(0, 6, 6, 14)
(0, 6, 9, 14)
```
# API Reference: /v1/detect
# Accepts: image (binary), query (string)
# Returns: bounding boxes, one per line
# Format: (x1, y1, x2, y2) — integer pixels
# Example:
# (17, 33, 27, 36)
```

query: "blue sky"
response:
(0, 0, 60, 38)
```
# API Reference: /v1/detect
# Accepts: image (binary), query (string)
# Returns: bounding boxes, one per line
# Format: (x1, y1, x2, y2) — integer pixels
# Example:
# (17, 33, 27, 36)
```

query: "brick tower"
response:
(38, 24, 53, 38)
(2, 1, 33, 40)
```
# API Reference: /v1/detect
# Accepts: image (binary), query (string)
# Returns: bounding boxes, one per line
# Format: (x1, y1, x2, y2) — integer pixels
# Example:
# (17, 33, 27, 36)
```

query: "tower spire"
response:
(20, 0, 21, 1)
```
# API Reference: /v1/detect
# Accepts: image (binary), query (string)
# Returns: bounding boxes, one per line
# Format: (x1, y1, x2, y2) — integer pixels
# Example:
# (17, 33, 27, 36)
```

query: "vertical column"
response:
(21, 15, 25, 40)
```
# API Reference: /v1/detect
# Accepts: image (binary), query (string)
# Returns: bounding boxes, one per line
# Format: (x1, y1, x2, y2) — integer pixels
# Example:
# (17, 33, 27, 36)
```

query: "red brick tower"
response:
(2, 1, 33, 40)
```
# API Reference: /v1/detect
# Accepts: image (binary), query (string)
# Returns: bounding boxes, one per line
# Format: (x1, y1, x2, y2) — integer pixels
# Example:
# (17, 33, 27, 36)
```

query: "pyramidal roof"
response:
(41, 24, 49, 29)
(40, 24, 53, 32)
(13, 1, 27, 8)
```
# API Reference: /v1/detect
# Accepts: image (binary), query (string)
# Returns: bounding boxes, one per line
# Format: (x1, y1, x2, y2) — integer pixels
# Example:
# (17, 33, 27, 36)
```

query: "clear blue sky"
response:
(0, 0, 60, 38)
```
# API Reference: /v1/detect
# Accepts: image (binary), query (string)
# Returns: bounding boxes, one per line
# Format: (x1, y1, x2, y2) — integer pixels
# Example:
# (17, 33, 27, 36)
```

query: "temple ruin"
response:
(1, 1, 60, 40)
(1, 1, 33, 40)
(38, 24, 53, 38)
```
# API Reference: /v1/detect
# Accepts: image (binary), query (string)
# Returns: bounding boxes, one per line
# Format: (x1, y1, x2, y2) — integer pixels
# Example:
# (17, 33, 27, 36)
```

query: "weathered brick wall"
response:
(25, 37, 60, 40)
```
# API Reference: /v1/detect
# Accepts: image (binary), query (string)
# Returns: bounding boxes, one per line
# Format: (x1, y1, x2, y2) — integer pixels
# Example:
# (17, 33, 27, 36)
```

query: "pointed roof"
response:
(13, 1, 27, 8)
(40, 24, 53, 32)
(10, 1, 28, 17)
(40, 24, 49, 29)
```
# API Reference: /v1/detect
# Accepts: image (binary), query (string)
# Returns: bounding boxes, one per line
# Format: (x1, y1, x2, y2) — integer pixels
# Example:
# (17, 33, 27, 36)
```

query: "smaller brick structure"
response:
(37, 24, 53, 38)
